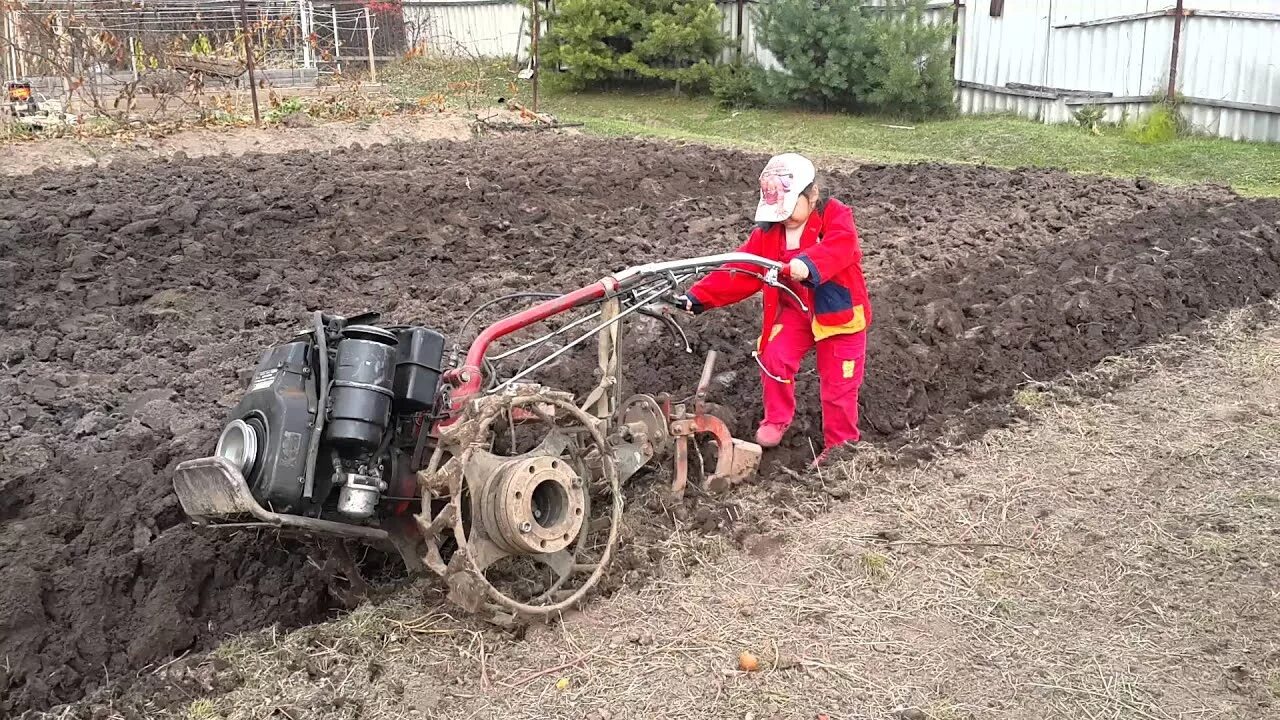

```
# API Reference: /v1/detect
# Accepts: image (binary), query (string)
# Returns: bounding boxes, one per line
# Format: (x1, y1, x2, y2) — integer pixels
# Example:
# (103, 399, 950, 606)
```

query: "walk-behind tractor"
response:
(173, 253, 807, 623)
(3, 80, 74, 128)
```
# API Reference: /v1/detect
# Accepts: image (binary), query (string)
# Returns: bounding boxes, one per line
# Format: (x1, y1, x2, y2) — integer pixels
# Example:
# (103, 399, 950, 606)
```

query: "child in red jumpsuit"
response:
(676, 153, 871, 464)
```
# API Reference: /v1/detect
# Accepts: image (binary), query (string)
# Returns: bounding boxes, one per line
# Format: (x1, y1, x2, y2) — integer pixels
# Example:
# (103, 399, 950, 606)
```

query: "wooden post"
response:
(1167, 0, 1185, 100)
(530, 0, 539, 112)
(950, 0, 961, 76)
(363, 6, 376, 82)
(239, 0, 261, 125)
(735, 0, 744, 63)
(331, 5, 341, 73)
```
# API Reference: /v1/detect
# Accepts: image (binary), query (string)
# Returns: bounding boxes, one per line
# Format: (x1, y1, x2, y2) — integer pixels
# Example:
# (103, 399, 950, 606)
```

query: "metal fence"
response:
(394, 0, 1278, 143)
(0, 0, 391, 118)
(956, 0, 1280, 142)
(401, 0, 523, 60)
(6, 0, 1276, 141)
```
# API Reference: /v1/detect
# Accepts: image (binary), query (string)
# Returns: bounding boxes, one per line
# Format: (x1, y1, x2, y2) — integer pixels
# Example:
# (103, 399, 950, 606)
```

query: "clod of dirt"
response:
(2, 135, 1279, 716)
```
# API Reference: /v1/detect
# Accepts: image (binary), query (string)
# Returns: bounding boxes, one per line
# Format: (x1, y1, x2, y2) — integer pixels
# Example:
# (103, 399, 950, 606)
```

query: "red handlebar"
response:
(444, 279, 616, 409)
(439, 253, 789, 419)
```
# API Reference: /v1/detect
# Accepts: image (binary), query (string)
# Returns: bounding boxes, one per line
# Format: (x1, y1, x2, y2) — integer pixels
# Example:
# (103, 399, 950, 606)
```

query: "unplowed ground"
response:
(3, 131, 1280, 717)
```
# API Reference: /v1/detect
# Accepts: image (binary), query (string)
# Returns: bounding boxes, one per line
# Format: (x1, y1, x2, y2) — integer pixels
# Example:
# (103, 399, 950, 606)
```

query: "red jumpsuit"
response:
(686, 199, 871, 451)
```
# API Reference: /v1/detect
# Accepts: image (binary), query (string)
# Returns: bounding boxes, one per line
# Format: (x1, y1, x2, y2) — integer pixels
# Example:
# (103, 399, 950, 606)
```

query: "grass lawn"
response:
(551, 93, 1280, 197)
(381, 59, 1280, 197)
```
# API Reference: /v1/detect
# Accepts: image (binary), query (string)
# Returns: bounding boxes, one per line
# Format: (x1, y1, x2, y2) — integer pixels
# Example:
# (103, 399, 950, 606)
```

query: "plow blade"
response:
(173, 457, 388, 541)
(707, 437, 762, 493)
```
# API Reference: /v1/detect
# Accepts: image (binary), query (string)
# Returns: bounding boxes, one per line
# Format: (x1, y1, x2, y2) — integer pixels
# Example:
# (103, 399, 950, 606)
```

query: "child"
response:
(675, 153, 871, 465)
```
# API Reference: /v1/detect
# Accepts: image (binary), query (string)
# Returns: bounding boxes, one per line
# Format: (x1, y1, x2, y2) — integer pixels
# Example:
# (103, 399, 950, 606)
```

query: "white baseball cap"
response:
(754, 153, 816, 223)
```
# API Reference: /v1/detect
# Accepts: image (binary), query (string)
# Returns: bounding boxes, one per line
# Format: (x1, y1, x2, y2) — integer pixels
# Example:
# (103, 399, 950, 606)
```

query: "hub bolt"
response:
(520, 521, 532, 533)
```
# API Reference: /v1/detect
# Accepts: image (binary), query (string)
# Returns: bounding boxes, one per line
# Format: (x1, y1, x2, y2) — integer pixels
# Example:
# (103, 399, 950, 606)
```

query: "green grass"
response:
(548, 93, 1280, 196)
(380, 60, 1280, 197)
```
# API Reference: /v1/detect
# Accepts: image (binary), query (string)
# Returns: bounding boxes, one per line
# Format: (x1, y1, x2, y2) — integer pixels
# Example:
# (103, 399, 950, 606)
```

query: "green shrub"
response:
(1127, 103, 1189, 145)
(543, 0, 727, 91)
(1073, 104, 1106, 134)
(265, 96, 306, 124)
(710, 61, 768, 109)
(756, 0, 955, 118)
(862, 1, 955, 118)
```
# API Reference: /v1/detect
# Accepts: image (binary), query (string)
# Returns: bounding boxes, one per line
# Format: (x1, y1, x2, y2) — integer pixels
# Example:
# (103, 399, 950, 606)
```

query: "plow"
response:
(173, 253, 806, 623)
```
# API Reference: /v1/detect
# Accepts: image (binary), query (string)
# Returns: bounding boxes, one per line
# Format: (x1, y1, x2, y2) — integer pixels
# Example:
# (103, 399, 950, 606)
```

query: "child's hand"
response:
(667, 294, 695, 315)
(786, 258, 810, 281)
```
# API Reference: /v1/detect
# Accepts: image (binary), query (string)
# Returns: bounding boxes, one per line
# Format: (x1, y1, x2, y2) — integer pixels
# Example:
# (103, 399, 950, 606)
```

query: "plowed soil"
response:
(3, 135, 1279, 716)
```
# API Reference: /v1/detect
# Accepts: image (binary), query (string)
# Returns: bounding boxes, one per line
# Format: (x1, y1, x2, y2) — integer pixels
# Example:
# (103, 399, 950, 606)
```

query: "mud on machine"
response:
(173, 253, 807, 623)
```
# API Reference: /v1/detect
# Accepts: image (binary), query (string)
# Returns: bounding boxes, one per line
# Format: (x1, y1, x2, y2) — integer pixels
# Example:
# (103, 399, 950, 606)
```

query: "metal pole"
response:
(128, 37, 138, 80)
(2, 9, 14, 83)
(16, 6, 25, 79)
(331, 5, 340, 73)
(1167, 0, 1185, 100)
(7, 8, 22, 81)
(239, 0, 261, 125)
(363, 6, 375, 82)
(307, 1, 317, 69)
(299, 1, 307, 68)
(54, 13, 69, 100)
(531, 0, 539, 112)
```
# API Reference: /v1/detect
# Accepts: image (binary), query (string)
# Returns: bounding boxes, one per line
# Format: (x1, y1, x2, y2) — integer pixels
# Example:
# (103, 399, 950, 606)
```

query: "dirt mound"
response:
(2, 136, 1278, 715)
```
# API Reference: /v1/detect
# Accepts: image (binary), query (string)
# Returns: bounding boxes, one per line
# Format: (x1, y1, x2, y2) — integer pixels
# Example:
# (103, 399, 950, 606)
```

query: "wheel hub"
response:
(482, 455, 586, 555)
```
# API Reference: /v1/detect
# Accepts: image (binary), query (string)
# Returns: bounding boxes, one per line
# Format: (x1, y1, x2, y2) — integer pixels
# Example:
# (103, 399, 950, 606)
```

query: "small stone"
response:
(34, 336, 57, 361)
(9, 425, 23, 437)
(169, 415, 200, 437)
(896, 708, 926, 720)
(132, 523, 152, 550)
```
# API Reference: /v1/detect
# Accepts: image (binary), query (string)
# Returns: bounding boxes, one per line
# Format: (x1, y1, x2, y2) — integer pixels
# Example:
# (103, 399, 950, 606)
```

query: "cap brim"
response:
(754, 192, 800, 223)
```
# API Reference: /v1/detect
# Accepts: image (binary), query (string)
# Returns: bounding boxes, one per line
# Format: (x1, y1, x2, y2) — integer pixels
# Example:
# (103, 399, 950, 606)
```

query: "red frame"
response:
(435, 278, 618, 422)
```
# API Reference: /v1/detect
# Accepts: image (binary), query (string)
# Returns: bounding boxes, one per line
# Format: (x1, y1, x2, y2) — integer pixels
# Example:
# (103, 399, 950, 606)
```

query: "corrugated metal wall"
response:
(400, 0, 1280, 142)
(1177, 1, 1280, 142)
(718, 1, 781, 70)
(399, 0, 782, 68)
(957, 0, 1280, 141)
(402, 0, 526, 60)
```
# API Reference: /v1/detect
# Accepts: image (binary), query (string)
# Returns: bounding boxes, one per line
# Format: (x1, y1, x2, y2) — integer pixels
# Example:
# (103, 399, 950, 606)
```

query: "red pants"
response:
(756, 304, 866, 449)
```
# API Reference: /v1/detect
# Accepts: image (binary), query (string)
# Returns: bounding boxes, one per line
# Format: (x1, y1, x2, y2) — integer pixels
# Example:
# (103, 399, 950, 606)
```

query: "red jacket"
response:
(686, 198, 871, 352)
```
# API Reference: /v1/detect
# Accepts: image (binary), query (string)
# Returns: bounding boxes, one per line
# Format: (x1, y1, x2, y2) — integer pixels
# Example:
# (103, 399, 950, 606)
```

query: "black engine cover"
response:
(217, 314, 449, 520)
(229, 338, 318, 513)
